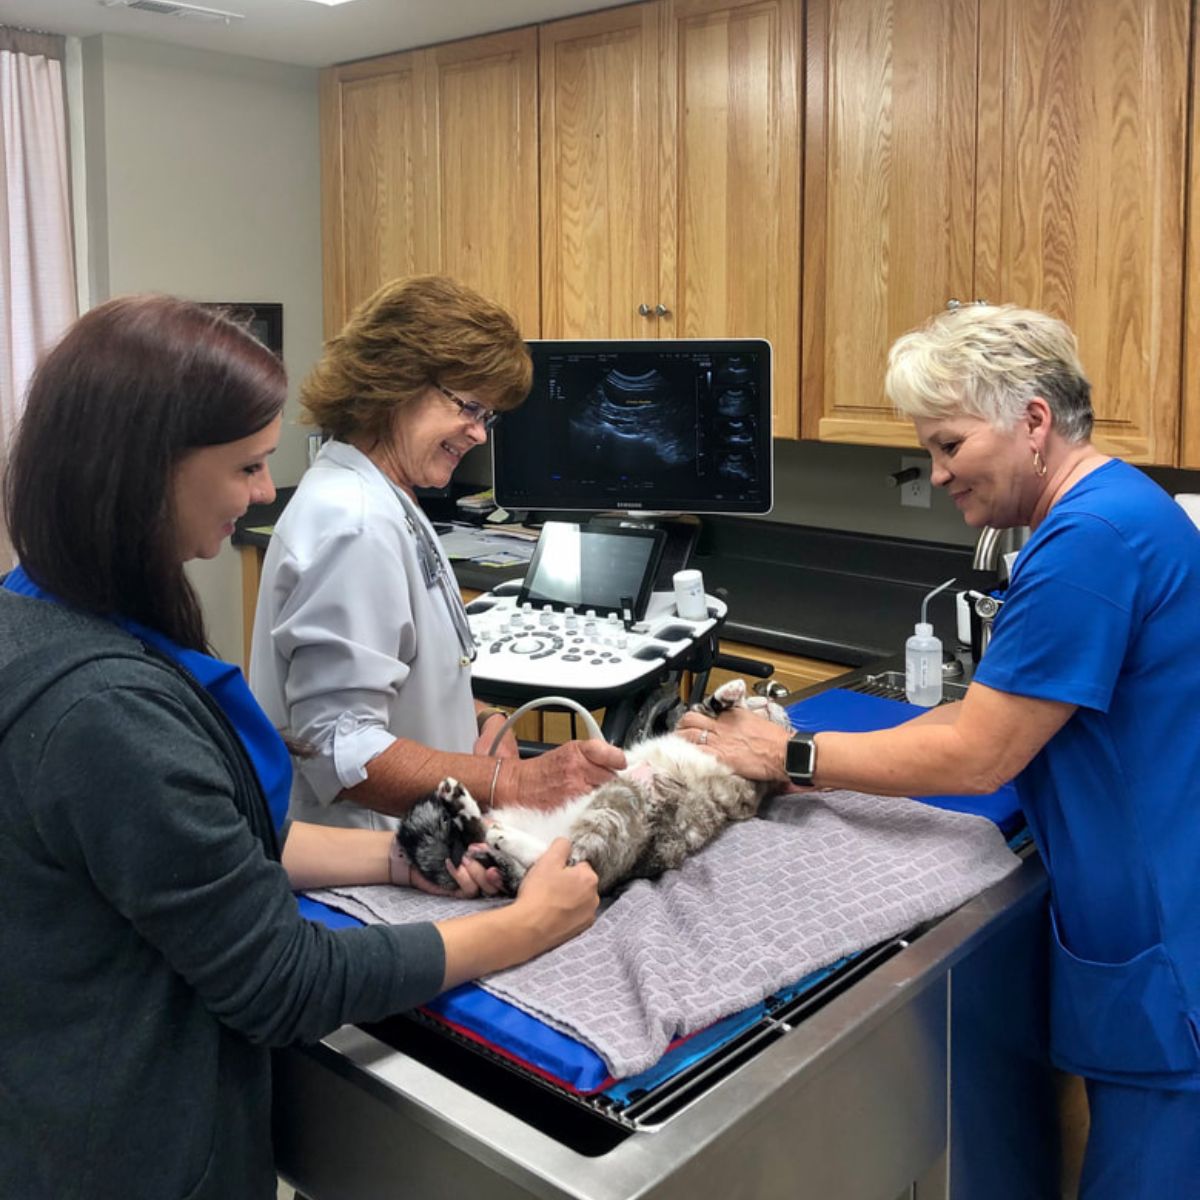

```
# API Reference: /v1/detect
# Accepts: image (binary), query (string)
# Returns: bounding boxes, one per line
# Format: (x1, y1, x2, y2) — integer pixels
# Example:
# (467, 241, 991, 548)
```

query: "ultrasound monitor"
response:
(492, 339, 773, 515)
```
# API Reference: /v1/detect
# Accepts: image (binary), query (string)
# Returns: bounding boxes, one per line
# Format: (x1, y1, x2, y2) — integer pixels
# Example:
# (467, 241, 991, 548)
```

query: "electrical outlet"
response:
(899, 455, 931, 508)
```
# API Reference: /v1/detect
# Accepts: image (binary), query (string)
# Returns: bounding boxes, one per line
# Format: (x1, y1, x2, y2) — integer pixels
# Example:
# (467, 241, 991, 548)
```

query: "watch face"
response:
(786, 734, 815, 780)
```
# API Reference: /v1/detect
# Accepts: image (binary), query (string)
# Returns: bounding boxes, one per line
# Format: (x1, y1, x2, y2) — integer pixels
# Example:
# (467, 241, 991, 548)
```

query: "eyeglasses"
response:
(436, 383, 501, 431)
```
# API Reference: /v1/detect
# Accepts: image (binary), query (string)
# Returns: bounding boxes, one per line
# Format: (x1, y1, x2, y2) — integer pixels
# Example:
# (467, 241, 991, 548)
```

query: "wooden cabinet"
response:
(804, 0, 1190, 465)
(320, 28, 539, 338)
(539, 0, 802, 434)
(1183, 4, 1200, 470)
(539, 4, 662, 341)
(319, 52, 425, 340)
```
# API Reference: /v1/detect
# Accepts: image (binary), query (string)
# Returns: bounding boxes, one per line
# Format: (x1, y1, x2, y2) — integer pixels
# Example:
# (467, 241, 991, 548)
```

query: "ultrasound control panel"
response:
(467, 581, 726, 701)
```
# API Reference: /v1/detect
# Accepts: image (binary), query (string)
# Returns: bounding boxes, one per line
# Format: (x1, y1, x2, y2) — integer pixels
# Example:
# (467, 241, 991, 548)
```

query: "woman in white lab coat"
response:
(250, 276, 624, 868)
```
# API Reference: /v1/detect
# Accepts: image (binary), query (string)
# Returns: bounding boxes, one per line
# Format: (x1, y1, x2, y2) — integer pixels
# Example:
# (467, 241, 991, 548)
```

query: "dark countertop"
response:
(236, 493, 990, 668)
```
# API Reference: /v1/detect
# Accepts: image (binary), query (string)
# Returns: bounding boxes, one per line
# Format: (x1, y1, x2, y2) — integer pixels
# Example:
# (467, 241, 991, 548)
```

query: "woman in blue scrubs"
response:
(680, 304, 1200, 1198)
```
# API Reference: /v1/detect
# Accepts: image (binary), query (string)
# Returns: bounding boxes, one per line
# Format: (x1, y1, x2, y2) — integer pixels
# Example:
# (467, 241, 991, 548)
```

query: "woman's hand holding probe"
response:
(494, 738, 627, 811)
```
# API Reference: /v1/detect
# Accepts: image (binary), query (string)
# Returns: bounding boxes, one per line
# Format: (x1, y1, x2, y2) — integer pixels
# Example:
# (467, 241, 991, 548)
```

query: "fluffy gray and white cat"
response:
(395, 679, 792, 896)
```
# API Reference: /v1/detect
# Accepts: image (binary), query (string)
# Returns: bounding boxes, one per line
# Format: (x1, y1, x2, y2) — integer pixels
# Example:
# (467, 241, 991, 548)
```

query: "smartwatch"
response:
(784, 730, 817, 785)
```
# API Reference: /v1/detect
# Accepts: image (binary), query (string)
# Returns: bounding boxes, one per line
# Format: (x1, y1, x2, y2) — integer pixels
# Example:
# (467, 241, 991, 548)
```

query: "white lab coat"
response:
(249, 440, 477, 830)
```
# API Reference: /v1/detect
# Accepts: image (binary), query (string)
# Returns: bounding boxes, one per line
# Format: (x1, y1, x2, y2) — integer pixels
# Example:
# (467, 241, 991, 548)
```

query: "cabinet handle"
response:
(946, 298, 962, 310)
(655, 303, 671, 317)
(973, 298, 989, 306)
(638, 303, 653, 317)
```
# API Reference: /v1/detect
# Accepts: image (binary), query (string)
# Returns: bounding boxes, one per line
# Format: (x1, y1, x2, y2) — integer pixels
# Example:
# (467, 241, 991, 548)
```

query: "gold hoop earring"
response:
(1032, 447, 1048, 478)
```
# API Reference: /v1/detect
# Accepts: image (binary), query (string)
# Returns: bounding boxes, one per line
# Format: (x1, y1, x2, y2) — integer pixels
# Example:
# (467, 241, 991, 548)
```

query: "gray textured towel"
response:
(309, 789, 1019, 1078)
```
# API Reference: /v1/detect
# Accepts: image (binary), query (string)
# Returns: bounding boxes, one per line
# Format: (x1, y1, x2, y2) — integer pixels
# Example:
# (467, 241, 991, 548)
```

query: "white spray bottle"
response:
(906, 577, 956, 707)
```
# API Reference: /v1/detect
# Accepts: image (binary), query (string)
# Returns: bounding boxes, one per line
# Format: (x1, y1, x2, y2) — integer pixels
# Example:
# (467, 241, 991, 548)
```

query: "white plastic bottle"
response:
(905, 577, 955, 707)
(673, 569, 708, 620)
(905, 621, 943, 707)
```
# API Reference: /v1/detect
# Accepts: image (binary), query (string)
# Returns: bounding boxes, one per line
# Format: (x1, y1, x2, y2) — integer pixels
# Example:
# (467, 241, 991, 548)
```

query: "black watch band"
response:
(785, 731, 817, 785)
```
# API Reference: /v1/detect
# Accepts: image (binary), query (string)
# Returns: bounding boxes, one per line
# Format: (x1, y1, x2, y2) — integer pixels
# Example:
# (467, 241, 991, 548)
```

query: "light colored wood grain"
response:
(1186, 0, 1200, 469)
(1056, 1070, 1089, 1199)
(423, 28, 541, 337)
(802, 0, 977, 443)
(984, 0, 1187, 465)
(705, 637, 847, 698)
(539, 5, 662, 339)
(239, 544, 264, 672)
(665, 0, 802, 436)
(320, 52, 428, 336)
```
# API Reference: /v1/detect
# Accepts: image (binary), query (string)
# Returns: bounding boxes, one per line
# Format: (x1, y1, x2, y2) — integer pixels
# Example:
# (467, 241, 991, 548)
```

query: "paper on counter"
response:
(438, 523, 535, 563)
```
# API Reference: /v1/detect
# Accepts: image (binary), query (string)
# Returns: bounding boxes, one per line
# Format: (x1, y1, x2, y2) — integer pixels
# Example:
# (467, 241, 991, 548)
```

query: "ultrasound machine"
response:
(468, 337, 774, 745)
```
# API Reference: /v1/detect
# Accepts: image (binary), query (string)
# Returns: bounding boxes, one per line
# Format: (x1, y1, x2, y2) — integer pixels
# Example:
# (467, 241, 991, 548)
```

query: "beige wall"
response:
(77, 33, 322, 662)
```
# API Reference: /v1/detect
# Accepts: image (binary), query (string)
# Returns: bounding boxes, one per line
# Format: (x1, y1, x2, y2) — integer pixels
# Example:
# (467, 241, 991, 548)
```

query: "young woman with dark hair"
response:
(0, 295, 599, 1200)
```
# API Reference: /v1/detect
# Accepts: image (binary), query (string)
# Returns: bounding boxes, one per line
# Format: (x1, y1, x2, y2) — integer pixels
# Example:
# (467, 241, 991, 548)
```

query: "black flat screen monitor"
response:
(517, 521, 665, 620)
(492, 338, 773, 514)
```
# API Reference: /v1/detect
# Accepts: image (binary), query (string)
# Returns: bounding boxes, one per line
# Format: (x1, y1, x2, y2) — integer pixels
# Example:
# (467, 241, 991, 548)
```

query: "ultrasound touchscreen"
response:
(518, 522, 665, 620)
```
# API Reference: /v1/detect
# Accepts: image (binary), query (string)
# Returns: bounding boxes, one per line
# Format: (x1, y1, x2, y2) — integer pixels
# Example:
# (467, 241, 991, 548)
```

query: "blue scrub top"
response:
(974, 460, 1200, 1087)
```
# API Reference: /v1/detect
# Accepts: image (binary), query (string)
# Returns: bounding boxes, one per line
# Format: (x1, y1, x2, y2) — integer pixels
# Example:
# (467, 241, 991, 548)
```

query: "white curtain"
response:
(0, 29, 77, 569)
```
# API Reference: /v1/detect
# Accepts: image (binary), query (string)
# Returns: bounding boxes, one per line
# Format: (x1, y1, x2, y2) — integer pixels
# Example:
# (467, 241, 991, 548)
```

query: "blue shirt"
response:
(975, 460, 1200, 1083)
(1, 566, 292, 827)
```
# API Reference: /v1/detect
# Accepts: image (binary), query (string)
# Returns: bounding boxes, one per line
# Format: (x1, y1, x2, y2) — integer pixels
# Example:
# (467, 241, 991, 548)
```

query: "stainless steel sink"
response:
(852, 670, 969, 704)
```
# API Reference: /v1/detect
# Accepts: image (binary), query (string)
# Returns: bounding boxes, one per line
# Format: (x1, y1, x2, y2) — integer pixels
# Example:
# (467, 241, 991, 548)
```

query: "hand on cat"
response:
(499, 738, 627, 811)
(411, 851, 505, 898)
(511, 837, 600, 949)
(677, 705, 792, 784)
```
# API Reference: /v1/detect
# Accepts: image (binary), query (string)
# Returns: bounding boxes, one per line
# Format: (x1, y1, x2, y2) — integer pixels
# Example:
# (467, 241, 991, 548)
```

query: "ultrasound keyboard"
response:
(466, 582, 726, 701)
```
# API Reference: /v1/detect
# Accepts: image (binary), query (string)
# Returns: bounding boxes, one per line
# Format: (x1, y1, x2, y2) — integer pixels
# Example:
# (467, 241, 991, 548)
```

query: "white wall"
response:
(78, 33, 322, 662)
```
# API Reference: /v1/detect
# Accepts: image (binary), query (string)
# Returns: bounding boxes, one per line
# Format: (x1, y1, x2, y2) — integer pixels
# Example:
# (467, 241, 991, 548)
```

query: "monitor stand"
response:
(587, 512, 701, 592)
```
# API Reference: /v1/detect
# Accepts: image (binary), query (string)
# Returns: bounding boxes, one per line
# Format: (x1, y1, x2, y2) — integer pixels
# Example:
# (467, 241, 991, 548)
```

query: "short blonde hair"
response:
(301, 275, 532, 442)
(885, 304, 1093, 441)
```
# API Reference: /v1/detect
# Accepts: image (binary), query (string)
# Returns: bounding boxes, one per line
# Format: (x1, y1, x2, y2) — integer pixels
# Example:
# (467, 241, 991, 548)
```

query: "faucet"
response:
(971, 525, 1030, 582)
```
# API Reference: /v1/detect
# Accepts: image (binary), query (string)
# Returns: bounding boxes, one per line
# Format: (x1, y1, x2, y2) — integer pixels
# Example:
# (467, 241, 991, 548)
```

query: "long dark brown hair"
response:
(4, 295, 286, 650)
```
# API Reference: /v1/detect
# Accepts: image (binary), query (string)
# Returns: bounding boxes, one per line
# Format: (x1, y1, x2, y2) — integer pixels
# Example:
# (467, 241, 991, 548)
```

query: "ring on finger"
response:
(700, 729, 709, 745)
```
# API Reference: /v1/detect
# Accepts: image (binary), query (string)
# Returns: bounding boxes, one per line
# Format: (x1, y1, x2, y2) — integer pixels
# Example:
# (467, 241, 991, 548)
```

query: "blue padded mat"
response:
(786, 688, 1023, 836)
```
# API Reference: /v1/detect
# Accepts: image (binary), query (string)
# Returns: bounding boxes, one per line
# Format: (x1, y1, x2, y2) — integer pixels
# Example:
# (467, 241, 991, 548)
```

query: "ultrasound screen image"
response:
(493, 339, 772, 514)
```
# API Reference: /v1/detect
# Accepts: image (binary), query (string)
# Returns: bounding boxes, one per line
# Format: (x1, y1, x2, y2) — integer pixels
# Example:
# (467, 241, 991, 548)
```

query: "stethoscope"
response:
(389, 483, 477, 668)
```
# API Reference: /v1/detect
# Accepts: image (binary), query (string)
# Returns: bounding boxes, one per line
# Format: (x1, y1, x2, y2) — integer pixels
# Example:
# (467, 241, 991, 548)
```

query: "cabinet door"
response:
(978, 0, 1188, 465)
(1185, 8, 1200, 470)
(423, 29, 541, 337)
(664, 0, 802, 436)
(320, 53, 429, 337)
(539, 4, 663, 339)
(802, 0, 978, 446)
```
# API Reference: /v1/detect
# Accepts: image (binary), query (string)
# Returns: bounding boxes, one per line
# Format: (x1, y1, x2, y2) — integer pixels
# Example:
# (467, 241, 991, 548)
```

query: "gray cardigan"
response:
(0, 589, 445, 1199)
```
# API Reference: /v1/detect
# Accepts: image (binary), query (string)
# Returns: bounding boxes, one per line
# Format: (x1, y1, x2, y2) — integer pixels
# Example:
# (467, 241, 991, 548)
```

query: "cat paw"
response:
(692, 676, 747, 717)
(435, 777, 483, 826)
(485, 823, 546, 869)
